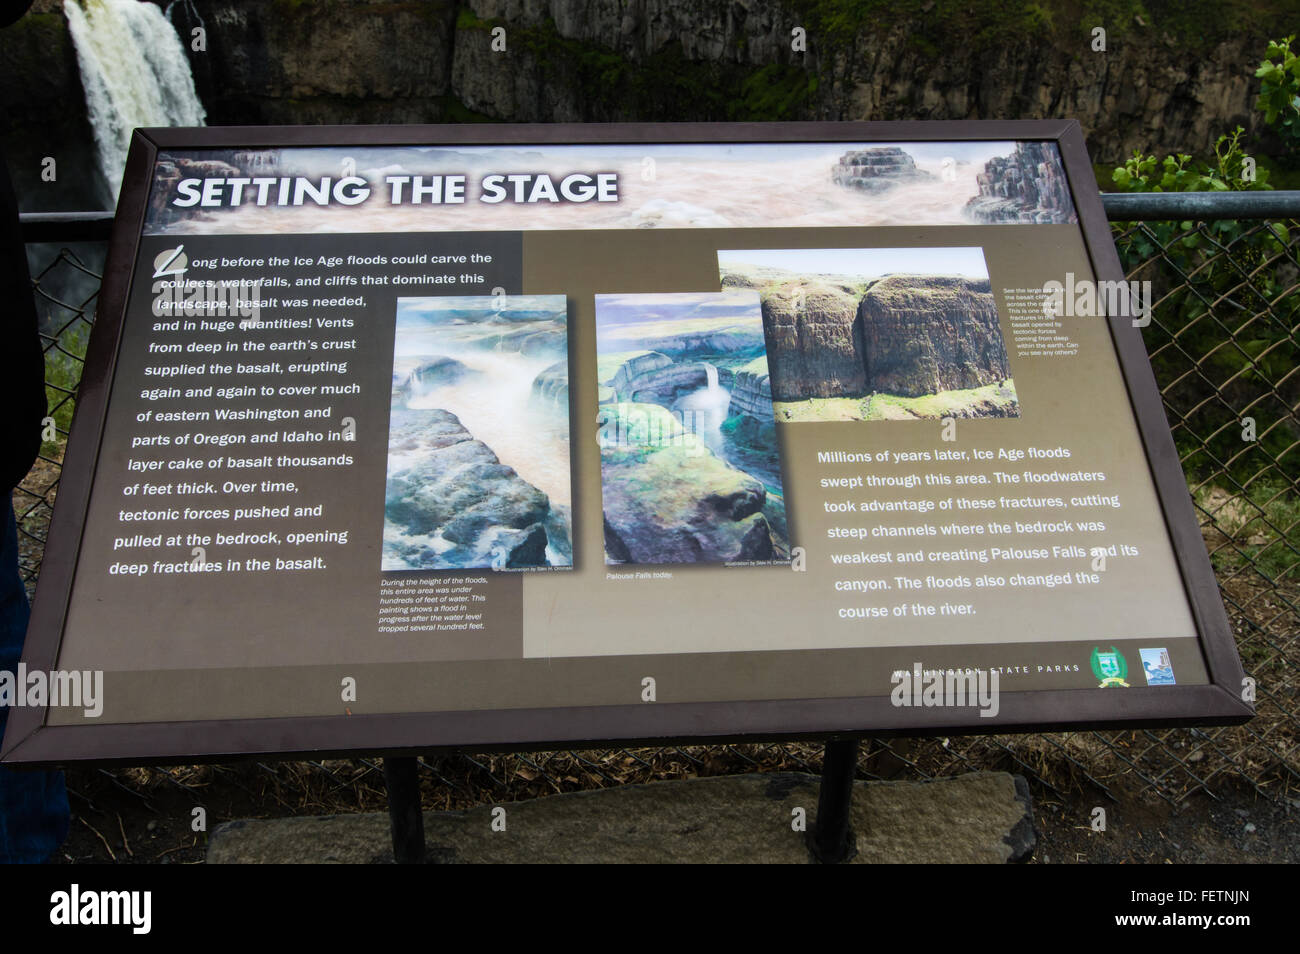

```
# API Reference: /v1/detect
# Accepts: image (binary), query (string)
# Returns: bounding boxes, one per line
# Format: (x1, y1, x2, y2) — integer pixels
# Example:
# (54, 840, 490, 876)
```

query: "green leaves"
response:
(1107, 37, 1300, 490)
(1255, 35, 1300, 156)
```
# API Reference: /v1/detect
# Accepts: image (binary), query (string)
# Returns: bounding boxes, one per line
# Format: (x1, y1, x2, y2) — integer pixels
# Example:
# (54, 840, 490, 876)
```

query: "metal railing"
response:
(15, 191, 1300, 841)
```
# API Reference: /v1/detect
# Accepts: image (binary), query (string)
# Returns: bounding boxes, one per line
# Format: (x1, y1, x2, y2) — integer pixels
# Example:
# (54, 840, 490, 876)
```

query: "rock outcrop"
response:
(859, 276, 1009, 397)
(964, 142, 1078, 224)
(398, 356, 476, 398)
(727, 368, 776, 424)
(608, 351, 708, 404)
(149, 153, 264, 227)
(531, 360, 569, 407)
(760, 281, 867, 401)
(384, 408, 561, 570)
(832, 147, 933, 193)
(4, 0, 1280, 210)
(598, 403, 777, 565)
(483, 321, 567, 357)
(636, 329, 764, 358)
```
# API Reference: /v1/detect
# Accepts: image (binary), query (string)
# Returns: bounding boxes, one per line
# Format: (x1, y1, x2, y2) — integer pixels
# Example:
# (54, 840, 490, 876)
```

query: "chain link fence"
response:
(14, 198, 1300, 847)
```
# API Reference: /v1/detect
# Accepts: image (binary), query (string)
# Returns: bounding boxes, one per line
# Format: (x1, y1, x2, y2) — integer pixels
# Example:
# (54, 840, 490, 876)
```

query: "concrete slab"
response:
(207, 770, 1035, 864)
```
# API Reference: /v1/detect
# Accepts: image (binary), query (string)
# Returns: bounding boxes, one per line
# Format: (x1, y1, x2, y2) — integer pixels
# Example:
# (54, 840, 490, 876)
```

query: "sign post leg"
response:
(809, 737, 859, 863)
(383, 756, 425, 864)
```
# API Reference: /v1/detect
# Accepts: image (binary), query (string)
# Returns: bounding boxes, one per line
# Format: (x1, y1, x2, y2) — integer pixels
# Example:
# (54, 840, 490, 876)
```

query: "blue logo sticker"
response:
(1139, 648, 1176, 686)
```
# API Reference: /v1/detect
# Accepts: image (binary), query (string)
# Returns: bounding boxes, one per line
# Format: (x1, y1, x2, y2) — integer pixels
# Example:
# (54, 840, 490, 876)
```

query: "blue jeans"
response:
(0, 500, 69, 863)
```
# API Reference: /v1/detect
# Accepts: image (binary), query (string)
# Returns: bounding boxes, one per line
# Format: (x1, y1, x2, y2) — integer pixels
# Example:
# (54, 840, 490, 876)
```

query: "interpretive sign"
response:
(2, 121, 1251, 766)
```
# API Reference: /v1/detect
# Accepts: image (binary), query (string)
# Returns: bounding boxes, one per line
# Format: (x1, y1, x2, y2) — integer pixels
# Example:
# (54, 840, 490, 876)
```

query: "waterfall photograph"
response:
(594, 290, 789, 566)
(382, 294, 572, 572)
(718, 247, 1019, 422)
(65, 0, 206, 203)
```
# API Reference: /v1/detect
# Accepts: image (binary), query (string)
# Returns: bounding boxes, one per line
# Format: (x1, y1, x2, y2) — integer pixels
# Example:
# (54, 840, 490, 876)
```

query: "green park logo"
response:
(1090, 646, 1130, 688)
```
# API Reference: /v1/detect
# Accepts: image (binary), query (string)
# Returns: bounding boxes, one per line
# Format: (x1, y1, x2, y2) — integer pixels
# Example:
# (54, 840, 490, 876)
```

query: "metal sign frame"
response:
(3, 120, 1251, 767)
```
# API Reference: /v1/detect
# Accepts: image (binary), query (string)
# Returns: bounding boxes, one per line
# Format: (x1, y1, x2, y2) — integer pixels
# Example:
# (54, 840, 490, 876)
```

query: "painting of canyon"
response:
(594, 291, 788, 566)
(383, 295, 572, 571)
(717, 247, 1019, 422)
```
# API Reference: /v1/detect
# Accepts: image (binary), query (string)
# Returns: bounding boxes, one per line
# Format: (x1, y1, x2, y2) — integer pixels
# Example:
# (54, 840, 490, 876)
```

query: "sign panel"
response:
(3, 121, 1250, 765)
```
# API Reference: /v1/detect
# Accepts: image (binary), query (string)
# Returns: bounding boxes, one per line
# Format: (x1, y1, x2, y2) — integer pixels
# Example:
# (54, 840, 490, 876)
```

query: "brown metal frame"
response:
(2, 120, 1251, 767)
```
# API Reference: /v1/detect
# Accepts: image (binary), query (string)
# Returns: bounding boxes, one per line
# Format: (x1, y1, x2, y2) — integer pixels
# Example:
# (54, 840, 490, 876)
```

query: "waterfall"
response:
(672, 362, 730, 454)
(64, 0, 206, 203)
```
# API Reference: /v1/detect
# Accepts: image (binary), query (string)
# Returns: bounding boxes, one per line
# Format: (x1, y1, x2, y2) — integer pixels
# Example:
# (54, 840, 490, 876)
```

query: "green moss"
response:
(465, 13, 816, 122)
(774, 380, 1019, 422)
(906, 33, 940, 60)
(734, 355, 771, 376)
(434, 95, 497, 124)
(0, 11, 72, 74)
(782, 0, 1298, 57)
(871, 380, 1019, 419)
(443, 1, 1300, 127)
(773, 395, 869, 422)
(597, 350, 654, 386)
(456, 7, 489, 31)
(738, 64, 818, 121)
(720, 413, 777, 454)
(6, 11, 62, 32)
(1075, 0, 1150, 41)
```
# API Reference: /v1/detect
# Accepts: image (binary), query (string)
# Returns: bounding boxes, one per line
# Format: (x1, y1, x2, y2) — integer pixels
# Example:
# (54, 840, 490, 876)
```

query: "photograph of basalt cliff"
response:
(383, 295, 573, 571)
(718, 247, 1018, 422)
(594, 291, 788, 566)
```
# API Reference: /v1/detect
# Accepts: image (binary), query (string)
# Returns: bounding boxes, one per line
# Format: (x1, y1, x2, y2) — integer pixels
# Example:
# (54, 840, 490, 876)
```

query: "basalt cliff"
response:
(2, 0, 1286, 209)
(748, 274, 1009, 401)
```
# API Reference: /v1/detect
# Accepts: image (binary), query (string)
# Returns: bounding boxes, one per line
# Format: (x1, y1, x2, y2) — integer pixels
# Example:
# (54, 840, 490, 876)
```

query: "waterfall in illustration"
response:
(673, 362, 730, 453)
(63, 0, 206, 203)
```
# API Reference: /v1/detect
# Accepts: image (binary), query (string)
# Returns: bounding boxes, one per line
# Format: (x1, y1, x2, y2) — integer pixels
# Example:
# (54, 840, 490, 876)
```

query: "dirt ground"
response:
(44, 755, 1297, 865)
(1033, 778, 1298, 864)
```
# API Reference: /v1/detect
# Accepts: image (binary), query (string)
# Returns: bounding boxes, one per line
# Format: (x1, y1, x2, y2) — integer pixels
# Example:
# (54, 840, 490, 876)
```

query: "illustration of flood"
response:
(594, 290, 789, 566)
(718, 247, 1019, 422)
(383, 295, 572, 571)
(144, 141, 1076, 235)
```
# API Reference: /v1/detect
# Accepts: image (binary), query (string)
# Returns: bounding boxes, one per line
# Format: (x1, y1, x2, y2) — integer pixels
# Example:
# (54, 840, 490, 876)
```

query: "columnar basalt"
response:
(858, 275, 1009, 397)
(832, 146, 934, 193)
(727, 369, 776, 423)
(965, 142, 1077, 224)
(760, 281, 867, 401)
(758, 274, 1008, 400)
